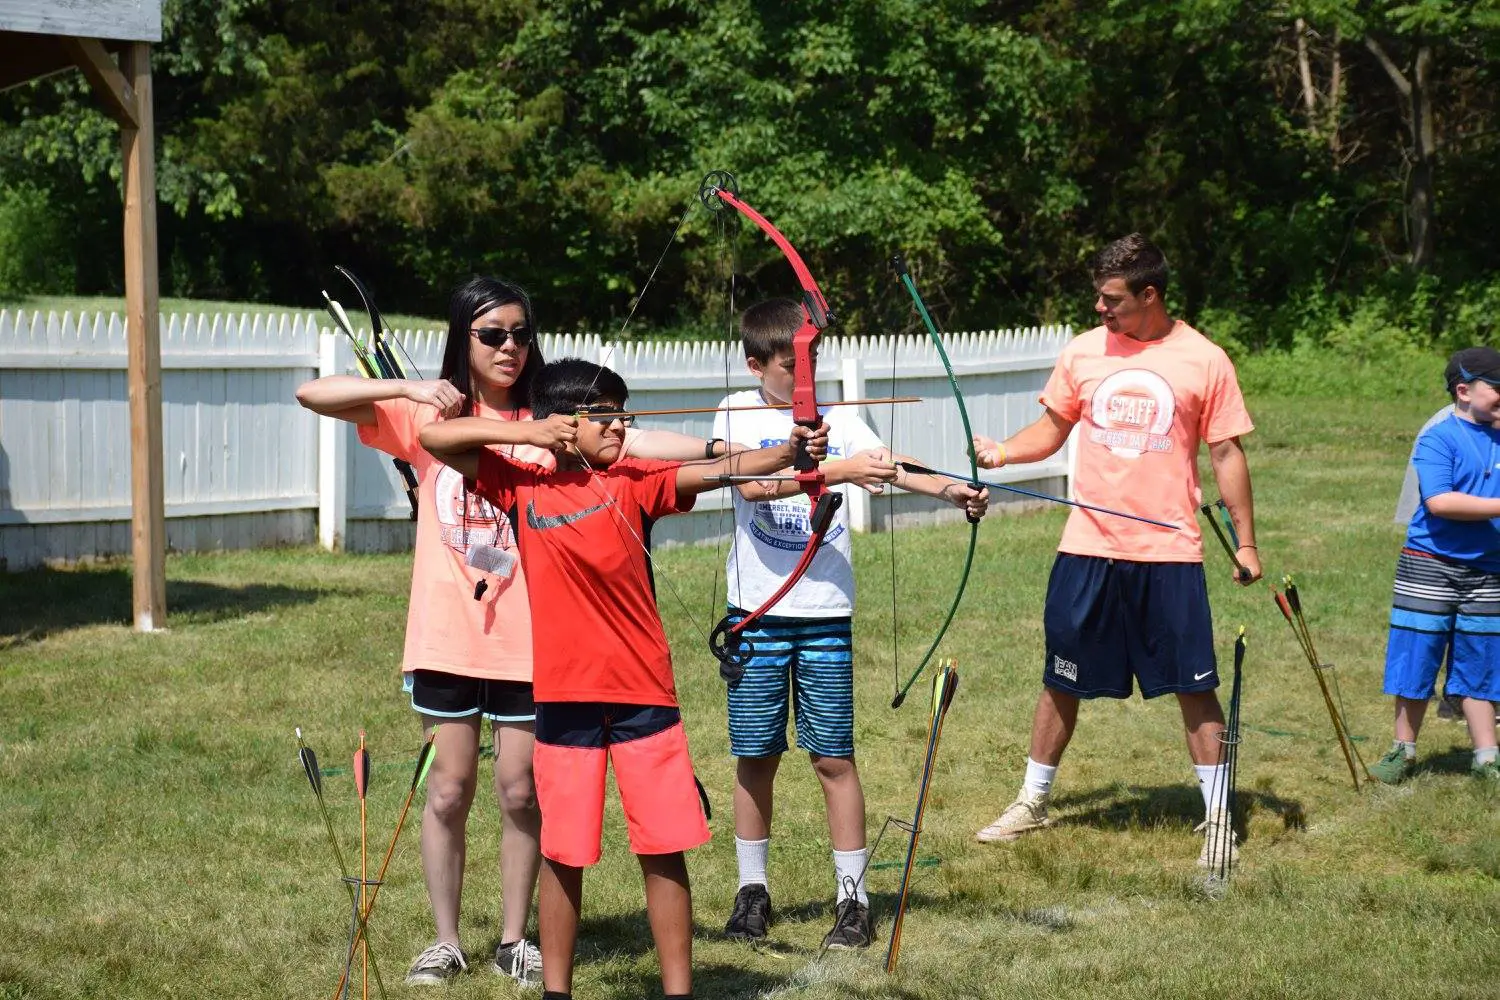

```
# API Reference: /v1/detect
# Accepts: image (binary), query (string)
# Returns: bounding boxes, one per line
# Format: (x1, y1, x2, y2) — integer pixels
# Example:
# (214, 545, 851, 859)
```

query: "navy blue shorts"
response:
(1042, 554, 1217, 699)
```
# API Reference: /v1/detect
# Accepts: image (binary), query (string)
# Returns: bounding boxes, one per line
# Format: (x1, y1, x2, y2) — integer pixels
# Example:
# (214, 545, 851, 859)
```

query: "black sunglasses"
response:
(470, 326, 533, 348)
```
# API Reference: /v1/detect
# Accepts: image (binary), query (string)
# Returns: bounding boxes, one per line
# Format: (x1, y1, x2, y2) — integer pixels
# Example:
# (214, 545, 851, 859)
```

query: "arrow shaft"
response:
(898, 462, 1180, 530)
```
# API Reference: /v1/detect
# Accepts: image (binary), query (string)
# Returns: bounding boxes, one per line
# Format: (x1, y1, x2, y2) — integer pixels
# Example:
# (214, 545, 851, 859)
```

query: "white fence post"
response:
(841, 355, 870, 533)
(317, 330, 347, 551)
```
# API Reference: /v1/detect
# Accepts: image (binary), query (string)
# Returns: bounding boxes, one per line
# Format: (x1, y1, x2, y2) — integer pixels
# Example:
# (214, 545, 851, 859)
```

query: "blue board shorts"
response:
(722, 610, 855, 758)
(1384, 548, 1500, 702)
(1042, 553, 1217, 699)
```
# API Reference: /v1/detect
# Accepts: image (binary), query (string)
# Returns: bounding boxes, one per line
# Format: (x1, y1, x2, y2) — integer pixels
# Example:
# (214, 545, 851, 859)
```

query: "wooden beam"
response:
(61, 36, 138, 127)
(119, 41, 166, 631)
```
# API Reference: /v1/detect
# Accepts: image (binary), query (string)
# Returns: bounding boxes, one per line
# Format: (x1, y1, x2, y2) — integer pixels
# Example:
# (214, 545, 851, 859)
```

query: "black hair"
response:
(530, 358, 629, 419)
(1091, 233, 1170, 300)
(438, 275, 544, 415)
(738, 298, 805, 362)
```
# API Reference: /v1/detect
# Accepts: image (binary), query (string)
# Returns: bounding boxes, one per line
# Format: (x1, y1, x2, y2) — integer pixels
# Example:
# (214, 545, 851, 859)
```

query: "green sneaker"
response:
(1471, 758, 1500, 782)
(1368, 747, 1415, 784)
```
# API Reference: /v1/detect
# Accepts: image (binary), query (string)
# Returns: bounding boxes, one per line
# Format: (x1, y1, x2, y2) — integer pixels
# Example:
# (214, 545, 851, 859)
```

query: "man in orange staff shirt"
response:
(971, 234, 1260, 869)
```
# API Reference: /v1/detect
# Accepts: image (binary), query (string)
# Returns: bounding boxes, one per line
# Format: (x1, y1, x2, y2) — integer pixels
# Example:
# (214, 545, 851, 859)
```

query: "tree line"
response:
(2, 0, 1497, 351)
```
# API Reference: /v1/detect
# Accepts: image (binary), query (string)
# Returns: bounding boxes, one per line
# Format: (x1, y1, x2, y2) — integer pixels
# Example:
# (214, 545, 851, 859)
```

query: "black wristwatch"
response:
(705, 438, 723, 459)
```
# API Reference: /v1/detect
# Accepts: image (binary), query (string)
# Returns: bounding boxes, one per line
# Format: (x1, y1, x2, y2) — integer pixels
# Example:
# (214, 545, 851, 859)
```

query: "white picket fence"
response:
(0, 309, 1072, 569)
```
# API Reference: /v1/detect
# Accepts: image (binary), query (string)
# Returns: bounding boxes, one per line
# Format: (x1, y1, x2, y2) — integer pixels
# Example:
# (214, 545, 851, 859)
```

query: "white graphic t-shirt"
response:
(713, 390, 884, 618)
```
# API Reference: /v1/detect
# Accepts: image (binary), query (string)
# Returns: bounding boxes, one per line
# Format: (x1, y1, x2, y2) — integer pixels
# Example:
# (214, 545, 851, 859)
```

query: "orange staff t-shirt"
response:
(359, 399, 554, 682)
(1040, 321, 1253, 562)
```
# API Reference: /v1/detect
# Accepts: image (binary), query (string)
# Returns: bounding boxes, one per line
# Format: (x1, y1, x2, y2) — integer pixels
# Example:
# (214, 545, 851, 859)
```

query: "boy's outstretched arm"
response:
(888, 452, 990, 520)
(419, 414, 579, 478)
(1208, 436, 1262, 584)
(973, 408, 1074, 469)
(1424, 493, 1500, 520)
(626, 428, 741, 461)
(676, 422, 828, 497)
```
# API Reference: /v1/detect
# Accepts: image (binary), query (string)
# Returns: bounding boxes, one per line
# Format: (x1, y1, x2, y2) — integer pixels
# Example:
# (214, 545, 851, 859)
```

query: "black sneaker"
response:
(724, 883, 772, 941)
(821, 897, 873, 950)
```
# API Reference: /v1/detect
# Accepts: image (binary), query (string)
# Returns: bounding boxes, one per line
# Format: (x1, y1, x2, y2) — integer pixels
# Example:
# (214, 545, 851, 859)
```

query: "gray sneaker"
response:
(821, 897, 873, 950)
(406, 941, 468, 985)
(491, 937, 542, 985)
(724, 883, 772, 941)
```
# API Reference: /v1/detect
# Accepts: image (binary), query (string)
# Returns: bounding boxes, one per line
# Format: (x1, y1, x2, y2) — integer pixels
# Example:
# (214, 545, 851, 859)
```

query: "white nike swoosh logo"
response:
(525, 496, 615, 530)
(1193, 671, 1214, 681)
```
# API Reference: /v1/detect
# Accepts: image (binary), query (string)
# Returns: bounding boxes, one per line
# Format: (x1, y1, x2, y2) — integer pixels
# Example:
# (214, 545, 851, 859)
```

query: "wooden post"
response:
(119, 41, 166, 630)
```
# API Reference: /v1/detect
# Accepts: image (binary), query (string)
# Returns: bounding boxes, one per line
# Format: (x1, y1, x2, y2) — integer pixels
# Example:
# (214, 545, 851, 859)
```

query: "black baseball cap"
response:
(1444, 346, 1500, 391)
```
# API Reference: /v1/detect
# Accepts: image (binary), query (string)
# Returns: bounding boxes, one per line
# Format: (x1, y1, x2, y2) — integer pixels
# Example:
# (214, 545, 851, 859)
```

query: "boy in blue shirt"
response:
(1373, 346, 1500, 782)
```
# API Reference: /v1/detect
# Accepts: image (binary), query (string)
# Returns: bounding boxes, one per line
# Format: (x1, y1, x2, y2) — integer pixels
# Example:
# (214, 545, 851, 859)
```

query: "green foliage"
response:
(0, 185, 75, 302)
(0, 0, 1497, 340)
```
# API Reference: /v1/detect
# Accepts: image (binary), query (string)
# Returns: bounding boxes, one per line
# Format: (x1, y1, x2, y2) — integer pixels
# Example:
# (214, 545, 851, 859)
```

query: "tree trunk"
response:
(1364, 35, 1437, 271)
(1408, 43, 1435, 270)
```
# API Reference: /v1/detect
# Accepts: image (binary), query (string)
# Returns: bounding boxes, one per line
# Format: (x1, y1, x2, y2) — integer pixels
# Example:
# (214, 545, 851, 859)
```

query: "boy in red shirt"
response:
(420, 357, 828, 1000)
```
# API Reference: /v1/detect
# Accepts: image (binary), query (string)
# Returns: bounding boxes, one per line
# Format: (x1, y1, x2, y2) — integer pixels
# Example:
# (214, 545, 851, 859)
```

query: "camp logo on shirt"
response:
(435, 464, 514, 552)
(1087, 368, 1176, 459)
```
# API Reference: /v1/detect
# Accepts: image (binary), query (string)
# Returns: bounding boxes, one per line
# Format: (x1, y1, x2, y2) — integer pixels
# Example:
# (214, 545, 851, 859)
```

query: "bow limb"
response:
(699, 172, 844, 678)
(888, 254, 981, 709)
(330, 265, 422, 519)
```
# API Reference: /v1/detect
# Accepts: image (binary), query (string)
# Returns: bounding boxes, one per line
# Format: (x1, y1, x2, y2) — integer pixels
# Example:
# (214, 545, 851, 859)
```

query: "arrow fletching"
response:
(296, 728, 324, 797)
(413, 735, 436, 790)
(355, 731, 370, 800)
(1284, 576, 1304, 617)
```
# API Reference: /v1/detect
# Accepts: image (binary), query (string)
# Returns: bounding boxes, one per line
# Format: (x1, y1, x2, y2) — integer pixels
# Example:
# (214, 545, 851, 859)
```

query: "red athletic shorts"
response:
(532, 701, 710, 867)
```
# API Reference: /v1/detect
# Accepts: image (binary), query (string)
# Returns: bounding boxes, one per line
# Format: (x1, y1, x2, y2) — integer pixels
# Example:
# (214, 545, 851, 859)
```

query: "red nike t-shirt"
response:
(470, 452, 695, 706)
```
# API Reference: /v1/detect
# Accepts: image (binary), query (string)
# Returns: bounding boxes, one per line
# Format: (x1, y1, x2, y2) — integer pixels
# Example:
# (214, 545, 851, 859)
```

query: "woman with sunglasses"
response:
(296, 275, 729, 987)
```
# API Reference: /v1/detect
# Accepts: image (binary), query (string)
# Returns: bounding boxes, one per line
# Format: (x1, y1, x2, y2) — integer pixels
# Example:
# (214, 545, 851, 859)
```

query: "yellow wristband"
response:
(996, 443, 1008, 466)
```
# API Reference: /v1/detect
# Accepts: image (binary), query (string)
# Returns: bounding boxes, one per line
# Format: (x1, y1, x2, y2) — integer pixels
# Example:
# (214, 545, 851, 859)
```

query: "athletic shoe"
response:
(1471, 758, 1500, 782)
(1369, 747, 1415, 784)
(1194, 809, 1239, 870)
(821, 897, 873, 950)
(975, 791, 1052, 843)
(405, 941, 468, 985)
(724, 883, 772, 941)
(491, 937, 542, 985)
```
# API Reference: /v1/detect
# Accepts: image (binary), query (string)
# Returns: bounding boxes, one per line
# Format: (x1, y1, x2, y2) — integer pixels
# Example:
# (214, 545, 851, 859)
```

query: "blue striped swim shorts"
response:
(722, 610, 855, 758)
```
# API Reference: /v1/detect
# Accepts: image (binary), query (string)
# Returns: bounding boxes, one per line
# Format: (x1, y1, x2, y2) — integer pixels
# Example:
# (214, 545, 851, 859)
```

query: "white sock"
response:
(832, 848, 869, 906)
(1475, 746, 1498, 766)
(1394, 739, 1417, 759)
(735, 836, 769, 889)
(1195, 763, 1229, 815)
(1023, 758, 1058, 799)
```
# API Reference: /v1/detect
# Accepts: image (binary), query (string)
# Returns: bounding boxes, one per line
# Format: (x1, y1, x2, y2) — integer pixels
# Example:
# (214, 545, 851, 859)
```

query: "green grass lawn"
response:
(2, 354, 1496, 999)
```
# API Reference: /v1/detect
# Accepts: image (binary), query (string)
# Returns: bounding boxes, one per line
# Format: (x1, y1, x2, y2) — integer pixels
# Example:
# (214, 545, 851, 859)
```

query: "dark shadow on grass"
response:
(1419, 746, 1486, 777)
(1052, 783, 1306, 841)
(0, 564, 324, 648)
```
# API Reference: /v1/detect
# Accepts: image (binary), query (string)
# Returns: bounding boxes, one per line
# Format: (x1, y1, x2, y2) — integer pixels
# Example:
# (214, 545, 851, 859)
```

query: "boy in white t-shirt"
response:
(713, 298, 988, 950)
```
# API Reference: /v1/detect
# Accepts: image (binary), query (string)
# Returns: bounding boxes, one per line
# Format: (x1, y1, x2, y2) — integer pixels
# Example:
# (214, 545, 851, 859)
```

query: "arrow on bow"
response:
(697, 171, 845, 682)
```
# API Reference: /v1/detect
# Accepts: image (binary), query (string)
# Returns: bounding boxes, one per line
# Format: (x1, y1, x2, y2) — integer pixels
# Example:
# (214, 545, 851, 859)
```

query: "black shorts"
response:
(405, 669, 536, 722)
(1042, 553, 1217, 699)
